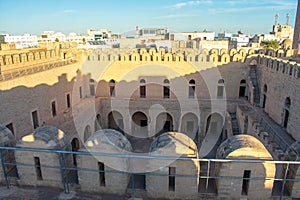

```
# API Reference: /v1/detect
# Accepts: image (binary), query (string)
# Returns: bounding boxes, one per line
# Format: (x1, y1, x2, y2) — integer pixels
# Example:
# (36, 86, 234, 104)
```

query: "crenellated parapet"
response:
(0, 49, 58, 68)
(87, 47, 253, 65)
(258, 55, 300, 79)
(86, 47, 297, 69)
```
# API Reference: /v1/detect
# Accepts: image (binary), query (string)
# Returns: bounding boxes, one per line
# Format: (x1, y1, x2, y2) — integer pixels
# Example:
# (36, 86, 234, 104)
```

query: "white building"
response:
(87, 28, 112, 40)
(169, 31, 215, 41)
(4, 34, 38, 49)
(231, 33, 250, 47)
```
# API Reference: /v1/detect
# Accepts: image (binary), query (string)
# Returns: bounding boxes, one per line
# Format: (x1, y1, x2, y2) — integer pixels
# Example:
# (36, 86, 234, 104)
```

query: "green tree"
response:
(55, 38, 59, 42)
(260, 40, 280, 50)
(82, 38, 86, 44)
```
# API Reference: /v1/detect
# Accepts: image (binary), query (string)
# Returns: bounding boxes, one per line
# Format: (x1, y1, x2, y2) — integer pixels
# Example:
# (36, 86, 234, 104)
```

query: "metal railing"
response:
(0, 146, 299, 199)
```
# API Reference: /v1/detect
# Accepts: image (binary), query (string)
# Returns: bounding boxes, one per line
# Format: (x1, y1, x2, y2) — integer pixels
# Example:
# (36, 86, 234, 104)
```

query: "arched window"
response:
(262, 84, 267, 109)
(283, 97, 291, 128)
(163, 79, 170, 98)
(285, 97, 291, 109)
(217, 79, 225, 98)
(83, 125, 92, 142)
(140, 79, 146, 98)
(89, 79, 95, 96)
(109, 79, 116, 97)
(188, 79, 195, 99)
(239, 79, 246, 98)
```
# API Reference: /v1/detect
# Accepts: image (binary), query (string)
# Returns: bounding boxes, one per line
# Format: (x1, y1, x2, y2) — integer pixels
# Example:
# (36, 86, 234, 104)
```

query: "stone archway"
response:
(155, 112, 173, 136)
(180, 113, 198, 140)
(132, 111, 148, 138)
(108, 111, 124, 133)
(83, 125, 92, 142)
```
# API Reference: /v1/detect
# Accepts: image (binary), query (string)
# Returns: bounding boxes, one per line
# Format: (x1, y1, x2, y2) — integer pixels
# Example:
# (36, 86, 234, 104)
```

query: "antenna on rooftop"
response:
(286, 13, 291, 25)
(275, 13, 279, 25)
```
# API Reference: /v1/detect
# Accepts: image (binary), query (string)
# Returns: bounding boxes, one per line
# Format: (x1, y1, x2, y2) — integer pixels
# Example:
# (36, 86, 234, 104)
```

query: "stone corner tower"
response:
(292, 0, 300, 51)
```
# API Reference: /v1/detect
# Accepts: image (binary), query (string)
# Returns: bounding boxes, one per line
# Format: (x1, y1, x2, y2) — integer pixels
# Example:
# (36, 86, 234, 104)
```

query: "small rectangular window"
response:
(140, 85, 146, 98)
(169, 167, 175, 191)
(241, 170, 251, 195)
(79, 87, 82, 99)
(32, 110, 39, 129)
(51, 101, 56, 117)
(217, 86, 224, 98)
(164, 86, 170, 98)
(189, 86, 195, 99)
(6, 123, 14, 135)
(34, 157, 43, 180)
(98, 162, 105, 186)
(66, 94, 71, 108)
(90, 85, 95, 96)
(110, 86, 115, 97)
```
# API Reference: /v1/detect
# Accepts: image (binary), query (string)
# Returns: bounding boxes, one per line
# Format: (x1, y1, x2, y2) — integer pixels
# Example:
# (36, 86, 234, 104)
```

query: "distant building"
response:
(138, 27, 168, 37)
(4, 34, 38, 49)
(168, 31, 215, 41)
(87, 28, 112, 41)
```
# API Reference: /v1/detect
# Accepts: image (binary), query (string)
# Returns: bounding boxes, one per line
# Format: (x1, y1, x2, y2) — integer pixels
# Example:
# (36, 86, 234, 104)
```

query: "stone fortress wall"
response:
(0, 43, 300, 199)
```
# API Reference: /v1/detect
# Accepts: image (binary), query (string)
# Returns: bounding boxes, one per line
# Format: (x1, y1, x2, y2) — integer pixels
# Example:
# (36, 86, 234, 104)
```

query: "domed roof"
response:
(0, 124, 16, 146)
(21, 126, 68, 149)
(283, 38, 292, 45)
(149, 132, 198, 158)
(85, 129, 132, 152)
(216, 134, 272, 160)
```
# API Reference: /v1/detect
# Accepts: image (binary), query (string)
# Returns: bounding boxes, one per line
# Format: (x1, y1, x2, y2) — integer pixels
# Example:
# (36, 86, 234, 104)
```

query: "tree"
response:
(82, 38, 86, 44)
(260, 40, 280, 50)
(55, 38, 59, 42)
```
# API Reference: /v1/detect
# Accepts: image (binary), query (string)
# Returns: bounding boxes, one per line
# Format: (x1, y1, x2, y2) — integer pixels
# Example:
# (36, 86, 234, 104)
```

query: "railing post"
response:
(131, 173, 135, 198)
(62, 153, 70, 194)
(280, 163, 289, 200)
(58, 152, 67, 194)
(0, 149, 9, 189)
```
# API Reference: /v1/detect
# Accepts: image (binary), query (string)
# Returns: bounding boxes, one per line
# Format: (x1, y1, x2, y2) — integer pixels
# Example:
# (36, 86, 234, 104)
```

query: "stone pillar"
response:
(293, 0, 300, 51)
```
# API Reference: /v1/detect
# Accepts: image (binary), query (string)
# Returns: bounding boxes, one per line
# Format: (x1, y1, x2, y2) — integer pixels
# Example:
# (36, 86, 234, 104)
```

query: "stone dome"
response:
(21, 125, 69, 149)
(216, 134, 272, 160)
(149, 132, 198, 158)
(85, 129, 132, 152)
(0, 124, 16, 147)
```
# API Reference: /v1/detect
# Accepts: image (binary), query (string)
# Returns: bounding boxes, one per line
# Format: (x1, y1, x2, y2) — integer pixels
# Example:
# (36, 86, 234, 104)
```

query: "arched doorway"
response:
(83, 125, 92, 142)
(94, 114, 101, 131)
(109, 79, 116, 97)
(132, 111, 148, 137)
(217, 79, 225, 98)
(180, 113, 198, 140)
(283, 97, 291, 129)
(71, 138, 80, 166)
(71, 137, 80, 184)
(188, 79, 195, 99)
(239, 79, 246, 98)
(108, 111, 124, 133)
(205, 113, 224, 135)
(262, 84, 267, 109)
(156, 112, 173, 136)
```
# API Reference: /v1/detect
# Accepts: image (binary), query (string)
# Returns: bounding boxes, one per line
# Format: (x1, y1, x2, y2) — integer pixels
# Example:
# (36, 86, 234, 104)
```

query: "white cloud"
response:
(62, 9, 76, 14)
(170, 0, 212, 9)
(155, 13, 198, 19)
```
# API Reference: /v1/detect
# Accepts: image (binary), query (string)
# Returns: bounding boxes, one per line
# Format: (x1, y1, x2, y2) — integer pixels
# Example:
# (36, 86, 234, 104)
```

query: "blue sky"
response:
(0, 0, 297, 35)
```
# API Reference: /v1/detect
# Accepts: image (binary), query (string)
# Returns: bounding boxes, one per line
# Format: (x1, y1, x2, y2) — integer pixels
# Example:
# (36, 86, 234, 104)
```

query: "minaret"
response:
(286, 13, 291, 25)
(292, 0, 300, 51)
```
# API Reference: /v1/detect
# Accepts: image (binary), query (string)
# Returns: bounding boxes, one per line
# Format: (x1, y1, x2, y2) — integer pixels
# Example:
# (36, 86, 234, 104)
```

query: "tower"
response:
(286, 13, 291, 25)
(292, 0, 300, 51)
(275, 13, 279, 25)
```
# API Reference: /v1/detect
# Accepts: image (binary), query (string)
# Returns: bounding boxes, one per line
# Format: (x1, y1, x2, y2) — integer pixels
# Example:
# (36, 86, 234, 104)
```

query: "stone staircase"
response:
(230, 113, 240, 135)
(249, 65, 260, 106)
